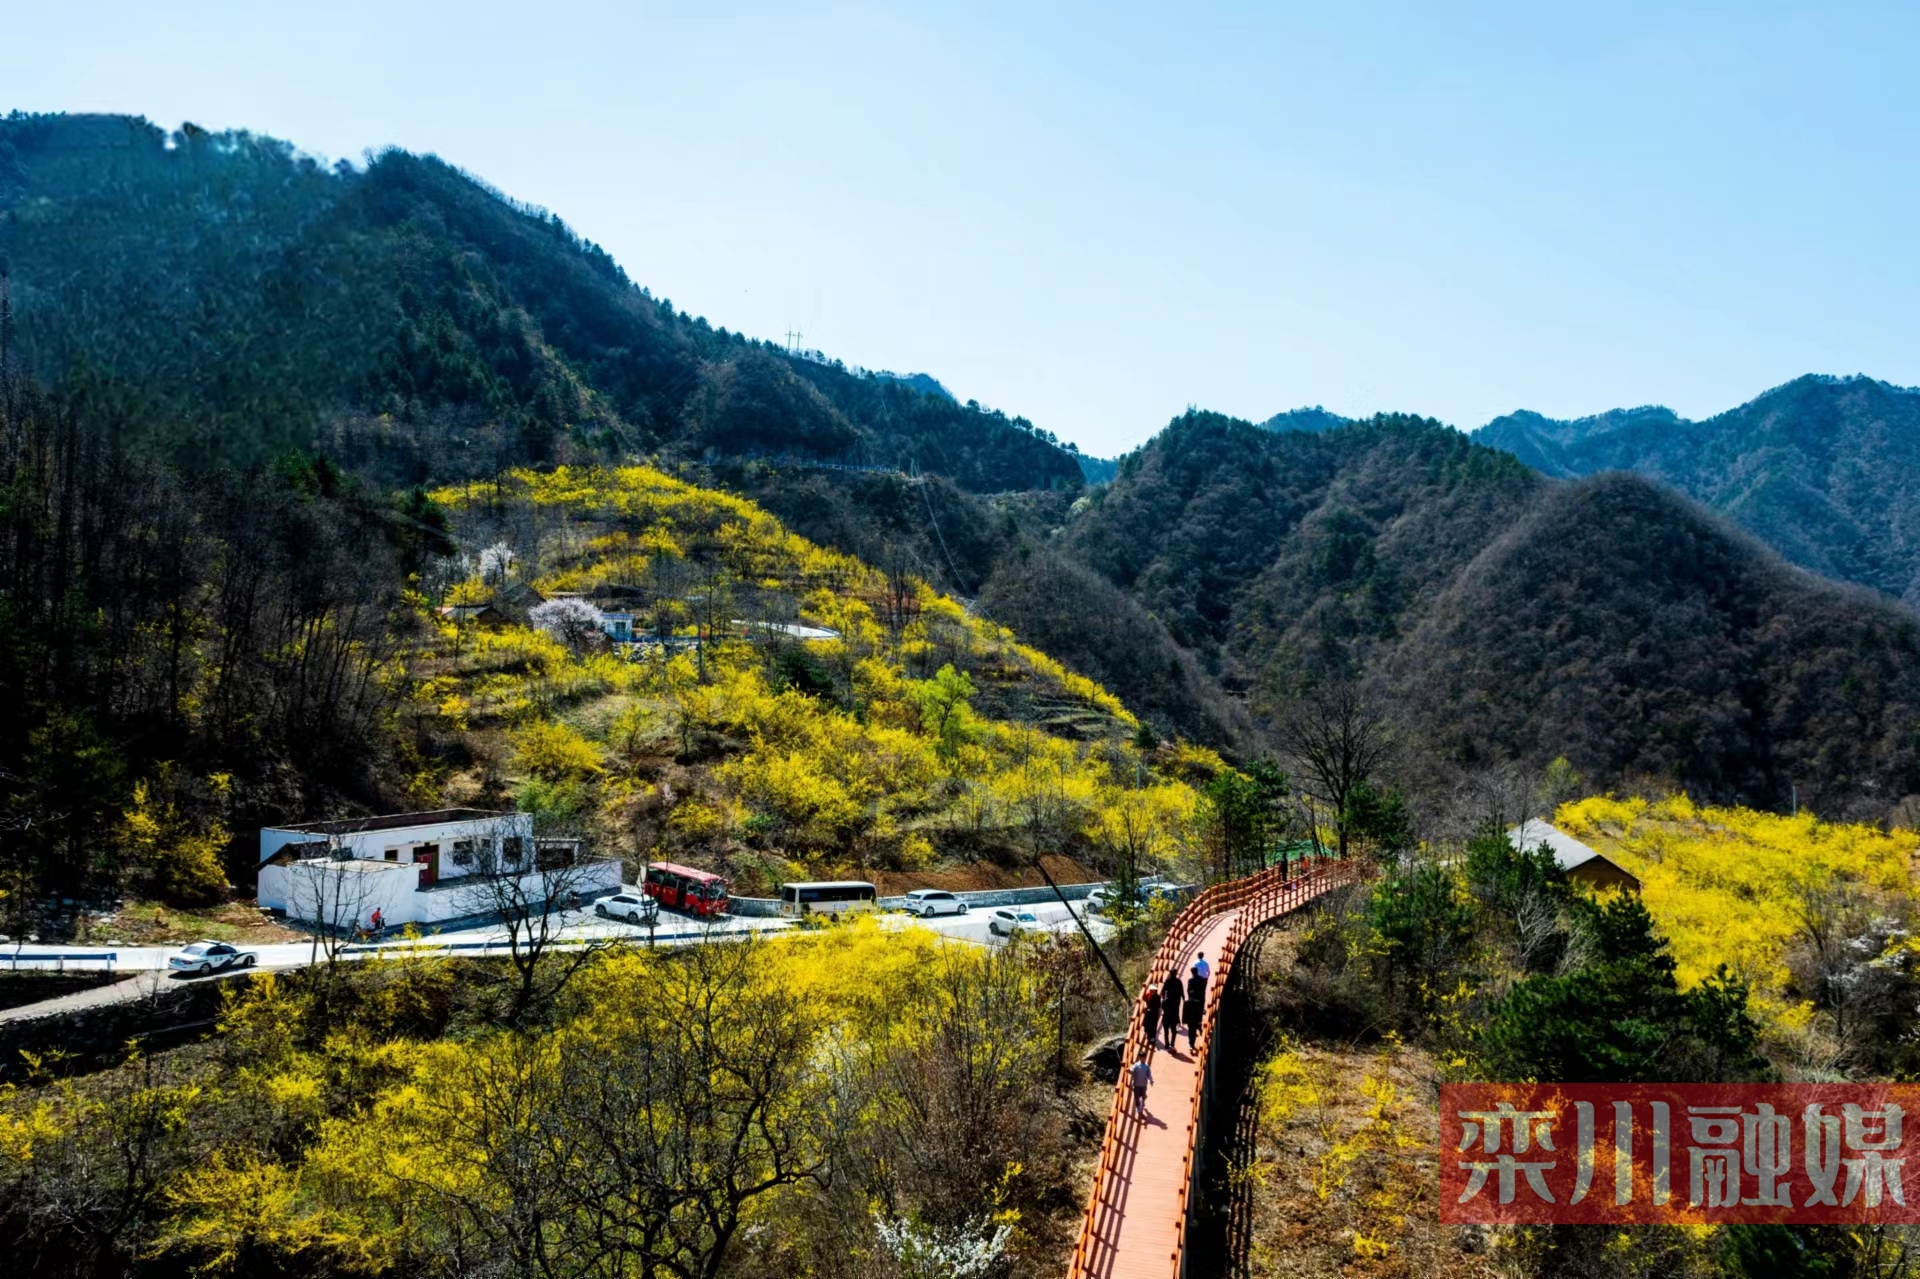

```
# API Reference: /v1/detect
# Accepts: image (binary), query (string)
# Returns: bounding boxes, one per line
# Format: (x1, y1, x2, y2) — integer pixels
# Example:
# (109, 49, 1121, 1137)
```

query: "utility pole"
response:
(784, 327, 803, 355)
(1032, 853, 1128, 1000)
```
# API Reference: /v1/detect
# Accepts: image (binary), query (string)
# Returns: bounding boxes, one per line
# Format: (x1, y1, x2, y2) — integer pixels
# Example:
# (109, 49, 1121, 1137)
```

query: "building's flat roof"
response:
(268, 808, 512, 837)
(300, 858, 407, 873)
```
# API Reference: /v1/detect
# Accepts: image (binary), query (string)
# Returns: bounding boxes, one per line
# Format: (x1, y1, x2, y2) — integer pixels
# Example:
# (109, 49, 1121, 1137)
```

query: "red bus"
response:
(643, 862, 730, 917)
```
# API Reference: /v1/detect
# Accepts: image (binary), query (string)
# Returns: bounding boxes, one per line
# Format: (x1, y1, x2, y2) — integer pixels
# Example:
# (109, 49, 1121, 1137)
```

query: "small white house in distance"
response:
(597, 610, 634, 642)
(733, 619, 840, 642)
(256, 808, 619, 930)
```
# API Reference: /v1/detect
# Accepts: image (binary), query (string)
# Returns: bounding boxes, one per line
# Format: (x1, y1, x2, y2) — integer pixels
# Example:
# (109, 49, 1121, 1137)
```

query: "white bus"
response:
(780, 880, 879, 918)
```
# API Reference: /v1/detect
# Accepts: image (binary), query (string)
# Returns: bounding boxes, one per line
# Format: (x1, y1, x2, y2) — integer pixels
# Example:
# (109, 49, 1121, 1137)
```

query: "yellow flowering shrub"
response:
(1555, 794, 1920, 1033)
(404, 463, 1204, 878)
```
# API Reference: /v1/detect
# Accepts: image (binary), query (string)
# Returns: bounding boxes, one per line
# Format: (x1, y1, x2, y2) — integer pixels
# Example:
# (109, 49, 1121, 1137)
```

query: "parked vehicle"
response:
(780, 881, 878, 918)
(168, 940, 257, 975)
(1087, 880, 1184, 915)
(902, 888, 966, 918)
(643, 863, 730, 917)
(987, 908, 1042, 937)
(595, 892, 660, 923)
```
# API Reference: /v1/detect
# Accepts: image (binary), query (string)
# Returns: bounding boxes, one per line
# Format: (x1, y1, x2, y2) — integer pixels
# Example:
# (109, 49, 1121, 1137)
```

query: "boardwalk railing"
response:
(1066, 862, 1357, 1279)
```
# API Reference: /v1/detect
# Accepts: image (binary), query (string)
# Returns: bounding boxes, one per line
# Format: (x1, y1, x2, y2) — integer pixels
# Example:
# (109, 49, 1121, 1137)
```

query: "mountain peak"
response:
(1258, 405, 1351, 434)
(871, 371, 956, 402)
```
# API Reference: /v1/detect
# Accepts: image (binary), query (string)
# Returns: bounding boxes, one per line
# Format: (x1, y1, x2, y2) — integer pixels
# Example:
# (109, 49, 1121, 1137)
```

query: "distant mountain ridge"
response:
(0, 112, 1082, 498)
(1049, 409, 1920, 814)
(1478, 375, 1920, 608)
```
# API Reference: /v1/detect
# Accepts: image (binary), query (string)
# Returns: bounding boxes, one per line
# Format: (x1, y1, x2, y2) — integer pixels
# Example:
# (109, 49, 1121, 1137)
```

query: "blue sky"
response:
(11, 2, 1920, 455)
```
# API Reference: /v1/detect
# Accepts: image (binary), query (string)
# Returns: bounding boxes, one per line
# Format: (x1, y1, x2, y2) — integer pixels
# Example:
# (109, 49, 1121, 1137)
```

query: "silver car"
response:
(168, 940, 257, 975)
(903, 889, 967, 918)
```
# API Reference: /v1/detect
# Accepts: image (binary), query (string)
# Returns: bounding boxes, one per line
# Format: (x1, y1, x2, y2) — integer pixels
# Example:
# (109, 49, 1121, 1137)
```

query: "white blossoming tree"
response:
(873, 1214, 1012, 1279)
(529, 596, 606, 653)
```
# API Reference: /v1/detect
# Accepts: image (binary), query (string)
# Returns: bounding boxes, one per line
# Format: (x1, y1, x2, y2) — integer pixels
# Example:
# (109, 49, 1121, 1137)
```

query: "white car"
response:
(903, 889, 967, 918)
(595, 892, 661, 923)
(168, 940, 257, 975)
(987, 908, 1041, 937)
(1087, 880, 1183, 916)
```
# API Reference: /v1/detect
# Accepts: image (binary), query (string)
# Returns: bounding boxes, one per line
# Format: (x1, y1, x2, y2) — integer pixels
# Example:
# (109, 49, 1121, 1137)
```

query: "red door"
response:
(417, 844, 440, 888)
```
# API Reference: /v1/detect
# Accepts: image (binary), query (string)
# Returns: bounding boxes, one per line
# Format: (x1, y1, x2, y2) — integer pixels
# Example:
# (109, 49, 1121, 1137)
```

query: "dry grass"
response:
(1246, 1038, 1501, 1279)
(75, 899, 305, 947)
(870, 853, 1099, 896)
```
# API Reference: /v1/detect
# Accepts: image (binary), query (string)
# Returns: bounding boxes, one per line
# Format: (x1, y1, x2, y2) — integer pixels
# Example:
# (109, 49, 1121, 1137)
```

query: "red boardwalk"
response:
(1068, 866, 1353, 1279)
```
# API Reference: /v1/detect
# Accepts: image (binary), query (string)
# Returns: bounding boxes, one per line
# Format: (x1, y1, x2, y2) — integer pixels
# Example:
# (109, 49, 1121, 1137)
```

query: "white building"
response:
(256, 808, 619, 930)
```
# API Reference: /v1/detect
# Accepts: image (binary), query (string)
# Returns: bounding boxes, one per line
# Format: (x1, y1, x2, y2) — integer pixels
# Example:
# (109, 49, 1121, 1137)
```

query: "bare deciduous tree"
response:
(1272, 680, 1394, 859)
(457, 821, 613, 1027)
(566, 937, 833, 1279)
(287, 837, 381, 952)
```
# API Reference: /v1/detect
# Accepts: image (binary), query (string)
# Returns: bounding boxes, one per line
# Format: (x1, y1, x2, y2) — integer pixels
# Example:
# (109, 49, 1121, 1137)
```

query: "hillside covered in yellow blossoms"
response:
(1555, 795, 1920, 1067)
(404, 463, 1208, 894)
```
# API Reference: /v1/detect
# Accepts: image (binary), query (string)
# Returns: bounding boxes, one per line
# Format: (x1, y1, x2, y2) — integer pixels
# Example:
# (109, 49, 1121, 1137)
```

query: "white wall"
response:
(275, 857, 622, 930)
(278, 860, 417, 931)
(257, 862, 290, 912)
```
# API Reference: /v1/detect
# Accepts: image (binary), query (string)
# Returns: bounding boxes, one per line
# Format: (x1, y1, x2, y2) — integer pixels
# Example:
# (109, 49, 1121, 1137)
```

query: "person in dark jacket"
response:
(1160, 971, 1184, 1049)
(1184, 966, 1207, 1051)
(1142, 987, 1161, 1044)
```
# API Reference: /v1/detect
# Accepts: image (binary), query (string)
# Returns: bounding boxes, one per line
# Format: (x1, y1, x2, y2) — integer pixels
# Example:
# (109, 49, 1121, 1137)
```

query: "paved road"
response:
(0, 963, 286, 1024)
(0, 893, 1110, 1018)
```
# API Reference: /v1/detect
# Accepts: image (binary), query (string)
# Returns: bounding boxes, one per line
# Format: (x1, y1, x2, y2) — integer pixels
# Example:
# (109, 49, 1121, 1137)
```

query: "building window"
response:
(452, 840, 474, 867)
(384, 848, 399, 862)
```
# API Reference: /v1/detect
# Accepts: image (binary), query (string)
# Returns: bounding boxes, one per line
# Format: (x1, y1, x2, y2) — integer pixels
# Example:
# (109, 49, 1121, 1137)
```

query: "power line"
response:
(915, 463, 972, 595)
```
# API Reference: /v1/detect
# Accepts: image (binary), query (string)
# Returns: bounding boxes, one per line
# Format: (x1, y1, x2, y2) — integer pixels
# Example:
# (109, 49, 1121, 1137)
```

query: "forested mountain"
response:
(1478, 375, 1920, 609)
(0, 113, 1082, 496)
(872, 371, 956, 401)
(0, 366, 1171, 916)
(1049, 410, 1920, 814)
(9, 109, 1920, 821)
(1258, 405, 1351, 434)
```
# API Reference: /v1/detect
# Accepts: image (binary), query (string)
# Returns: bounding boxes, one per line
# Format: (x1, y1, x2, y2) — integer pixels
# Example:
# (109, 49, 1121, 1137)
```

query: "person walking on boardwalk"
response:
(1129, 1055, 1154, 1115)
(1184, 965, 1207, 1051)
(1160, 971, 1183, 1049)
(1142, 986, 1161, 1047)
(1194, 951, 1211, 982)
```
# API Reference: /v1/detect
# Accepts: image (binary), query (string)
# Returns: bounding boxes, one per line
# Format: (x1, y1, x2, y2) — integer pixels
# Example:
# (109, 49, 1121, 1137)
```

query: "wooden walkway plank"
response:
(1067, 866, 1354, 1279)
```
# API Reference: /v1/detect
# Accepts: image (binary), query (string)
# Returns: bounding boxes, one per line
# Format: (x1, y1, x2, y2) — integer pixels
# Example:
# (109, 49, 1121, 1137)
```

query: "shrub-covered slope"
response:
(1394, 474, 1920, 811)
(403, 464, 1205, 892)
